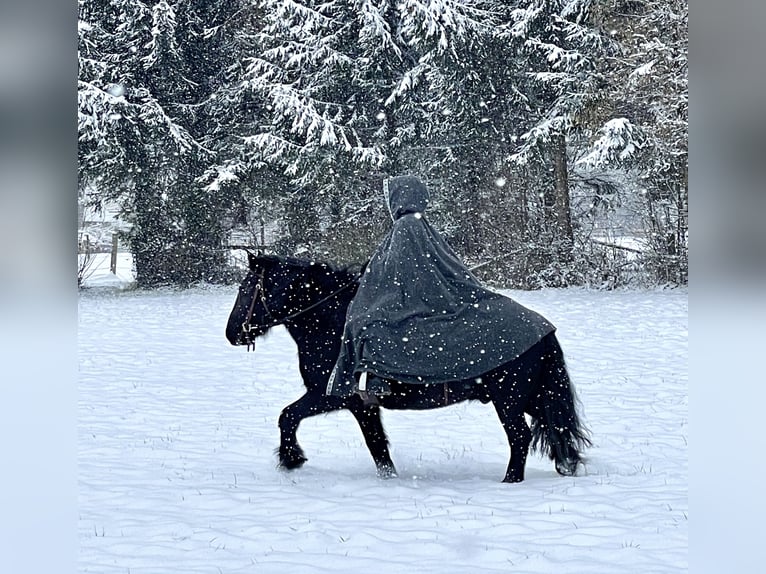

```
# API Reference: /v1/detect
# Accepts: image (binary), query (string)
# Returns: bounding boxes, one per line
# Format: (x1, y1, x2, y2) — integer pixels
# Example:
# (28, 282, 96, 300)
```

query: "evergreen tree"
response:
(574, 0, 688, 285)
(78, 0, 245, 286)
(489, 0, 617, 285)
(80, 0, 184, 286)
(237, 0, 502, 260)
(78, 0, 688, 288)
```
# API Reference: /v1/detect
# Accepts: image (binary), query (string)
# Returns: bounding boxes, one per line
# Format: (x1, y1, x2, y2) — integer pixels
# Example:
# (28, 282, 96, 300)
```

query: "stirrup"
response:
(357, 390, 380, 406)
(356, 372, 379, 405)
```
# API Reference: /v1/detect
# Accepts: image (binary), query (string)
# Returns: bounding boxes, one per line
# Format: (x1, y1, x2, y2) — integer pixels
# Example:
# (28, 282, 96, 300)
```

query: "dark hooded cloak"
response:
(326, 175, 555, 397)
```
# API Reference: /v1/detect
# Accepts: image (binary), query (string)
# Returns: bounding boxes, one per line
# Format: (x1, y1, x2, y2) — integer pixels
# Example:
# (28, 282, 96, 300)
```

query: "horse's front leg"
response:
(277, 392, 346, 470)
(348, 399, 397, 478)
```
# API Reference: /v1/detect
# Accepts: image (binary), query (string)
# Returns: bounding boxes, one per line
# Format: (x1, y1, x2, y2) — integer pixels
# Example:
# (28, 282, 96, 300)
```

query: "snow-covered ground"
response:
(78, 270, 687, 573)
(79, 252, 135, 288)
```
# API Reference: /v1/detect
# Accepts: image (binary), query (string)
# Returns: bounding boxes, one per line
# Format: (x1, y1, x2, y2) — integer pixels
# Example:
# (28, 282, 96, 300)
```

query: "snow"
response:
(576, 118, 641, 168)
(79, 253, 134, 288)
(78, 274, 687, 573)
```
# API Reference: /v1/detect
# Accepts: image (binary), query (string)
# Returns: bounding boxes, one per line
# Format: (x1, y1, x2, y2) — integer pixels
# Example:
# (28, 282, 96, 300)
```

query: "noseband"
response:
(240, 269, 356, 351)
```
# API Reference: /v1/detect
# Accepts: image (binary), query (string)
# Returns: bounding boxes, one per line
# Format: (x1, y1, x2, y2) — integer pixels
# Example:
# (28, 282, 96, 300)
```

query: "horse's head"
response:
(226, 252, 288, 347)
(225, 252, 358, 348)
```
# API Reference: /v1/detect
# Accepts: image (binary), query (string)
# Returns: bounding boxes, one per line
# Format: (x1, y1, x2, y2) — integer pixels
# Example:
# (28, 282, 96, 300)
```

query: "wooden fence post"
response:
(110, 233, 118, 274)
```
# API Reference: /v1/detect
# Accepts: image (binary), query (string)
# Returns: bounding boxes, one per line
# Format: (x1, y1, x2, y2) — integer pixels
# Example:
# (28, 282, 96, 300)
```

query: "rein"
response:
(241, 271, 357, 351)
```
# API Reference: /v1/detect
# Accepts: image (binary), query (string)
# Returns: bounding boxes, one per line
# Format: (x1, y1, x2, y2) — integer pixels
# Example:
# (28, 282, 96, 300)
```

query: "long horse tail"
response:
(528, 333, 591, 476)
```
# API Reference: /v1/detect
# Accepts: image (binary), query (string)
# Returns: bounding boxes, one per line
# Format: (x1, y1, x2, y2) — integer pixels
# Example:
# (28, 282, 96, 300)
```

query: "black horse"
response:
(226, 252, 590, 483)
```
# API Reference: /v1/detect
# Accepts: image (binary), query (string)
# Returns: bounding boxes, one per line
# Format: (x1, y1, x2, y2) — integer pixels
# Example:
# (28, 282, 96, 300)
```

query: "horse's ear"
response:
(247, 250, 259, 269)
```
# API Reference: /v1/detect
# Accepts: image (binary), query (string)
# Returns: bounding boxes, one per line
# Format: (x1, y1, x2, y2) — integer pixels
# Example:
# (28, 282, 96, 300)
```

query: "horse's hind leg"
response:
(494, 402, 532, 483)
(277, 392, 345, 470)
(349, 401, 397, 478)
(489, 372, 534, 483)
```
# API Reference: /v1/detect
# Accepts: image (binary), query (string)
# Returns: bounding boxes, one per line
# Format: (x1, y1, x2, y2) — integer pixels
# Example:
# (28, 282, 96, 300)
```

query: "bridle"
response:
(240, 267, 357, 351)
(240, 270, 271, 350)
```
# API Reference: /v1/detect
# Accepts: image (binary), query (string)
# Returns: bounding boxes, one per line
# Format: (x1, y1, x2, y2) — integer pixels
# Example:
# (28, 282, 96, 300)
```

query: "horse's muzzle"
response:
(226, 322, 254, 347)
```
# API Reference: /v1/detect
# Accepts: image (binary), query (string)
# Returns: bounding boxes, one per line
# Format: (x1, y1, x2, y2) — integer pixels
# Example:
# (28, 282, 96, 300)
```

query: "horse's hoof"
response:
(377, 465, 398, 479)
(555, 459, 578, 476)
(502, 475, 524, 483)
(277, 447, 308, 470)
(279, 456, 307, 470)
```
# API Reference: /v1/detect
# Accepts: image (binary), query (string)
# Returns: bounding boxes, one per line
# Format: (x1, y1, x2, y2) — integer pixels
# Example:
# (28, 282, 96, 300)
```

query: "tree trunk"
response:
(551, 133, 573, 245)
(131, 174, 168, 287)
(676, 167, 688, 284)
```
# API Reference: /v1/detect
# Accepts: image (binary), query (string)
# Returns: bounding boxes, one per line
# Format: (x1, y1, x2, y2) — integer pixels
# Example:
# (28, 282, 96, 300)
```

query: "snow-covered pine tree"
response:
(180, 2, 290, 256)
(78, 0, 246, 286)
(158, 0, 257, 284)
(401, 1, 533, 274)
(593, 0, 687, 285)
(565, 0, 687, 286)
(241, 0, 501, 260)
(78, 0, 687, 286)
(237, 0, 402, 259)
(492, 0, 616, 286)
(80, 0, 193, 286)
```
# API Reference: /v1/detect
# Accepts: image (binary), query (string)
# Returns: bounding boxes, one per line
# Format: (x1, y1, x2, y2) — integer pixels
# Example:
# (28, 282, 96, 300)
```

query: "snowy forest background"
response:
(77, 0, 687, 289)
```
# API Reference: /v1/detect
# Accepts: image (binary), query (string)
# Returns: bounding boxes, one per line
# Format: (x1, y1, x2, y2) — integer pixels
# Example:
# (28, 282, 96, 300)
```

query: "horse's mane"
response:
(255, 253, 362, 282)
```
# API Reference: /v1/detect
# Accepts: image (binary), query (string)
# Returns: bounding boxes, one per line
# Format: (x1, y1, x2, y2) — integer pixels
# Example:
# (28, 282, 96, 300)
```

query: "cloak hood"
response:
(386, 175, 430, 220)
